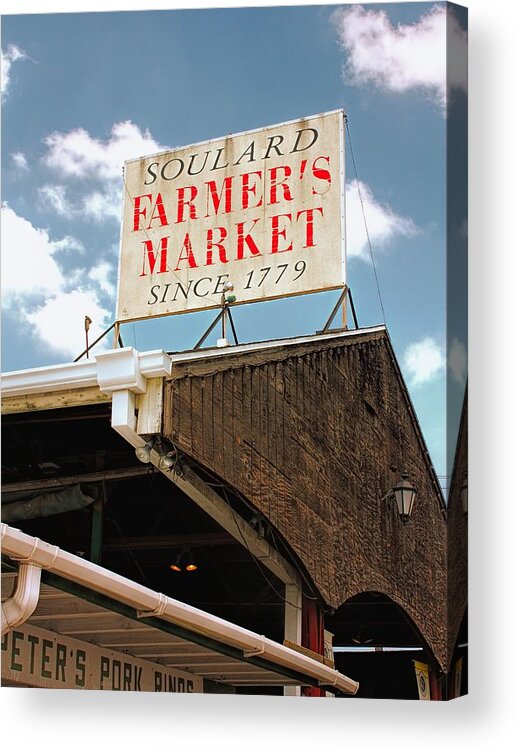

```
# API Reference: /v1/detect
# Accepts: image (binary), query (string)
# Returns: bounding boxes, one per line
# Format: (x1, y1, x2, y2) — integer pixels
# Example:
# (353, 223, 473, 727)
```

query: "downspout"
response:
(95, 347, 171, 450)
(1, 348, 156, 640)
(1, 523, 359, 695)
(1, 563, 42, 636)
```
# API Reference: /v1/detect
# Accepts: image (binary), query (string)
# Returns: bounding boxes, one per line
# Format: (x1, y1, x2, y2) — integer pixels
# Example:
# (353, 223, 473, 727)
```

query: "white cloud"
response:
(1, 205, 112, 359)
(11, 152, 28, 170)
(333, 5, 467, 109)
(40, 121, 166, 222)
(403, 336, 445, 386)
(346, 180, 416, 260)
(39, 184, 72, 217)
(82, 186, 123, 222)
(449, 337, 467, 385)
(88, 261, 116, 297)
(26, 289, 111, 360)
(39, 182, 122, 223)
(1, 204, 66, 300)
(1, 44, 26, 97)
(51, 236, 84, 254)
(43, 120, 168, 180)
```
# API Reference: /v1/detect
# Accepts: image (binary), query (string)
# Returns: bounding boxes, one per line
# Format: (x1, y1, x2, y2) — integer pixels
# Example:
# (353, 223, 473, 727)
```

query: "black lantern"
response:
(392, 472, 417, 523)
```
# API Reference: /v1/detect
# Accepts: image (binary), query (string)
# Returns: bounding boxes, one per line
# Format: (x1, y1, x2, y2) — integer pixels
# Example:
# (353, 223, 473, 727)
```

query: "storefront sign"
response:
(413, 660, 430, 700)
(1, 623, 203, 692)
(117, 110, 346, 322)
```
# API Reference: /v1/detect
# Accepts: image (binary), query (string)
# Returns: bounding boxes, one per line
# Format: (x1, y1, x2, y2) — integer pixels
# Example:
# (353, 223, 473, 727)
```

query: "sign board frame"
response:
(2, 622, 204, 693)
(115, 109, 346, 325)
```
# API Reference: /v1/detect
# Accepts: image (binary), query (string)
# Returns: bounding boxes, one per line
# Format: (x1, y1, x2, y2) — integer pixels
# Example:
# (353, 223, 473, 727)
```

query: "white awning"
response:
(1, 523, 359, 696)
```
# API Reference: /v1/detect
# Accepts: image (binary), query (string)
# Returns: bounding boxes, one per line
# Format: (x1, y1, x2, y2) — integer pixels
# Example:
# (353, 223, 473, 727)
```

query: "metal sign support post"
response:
(194, 283, 239, 350)
(219, 299, 229, 348)
(113, 322, 121, 348)
(319, 286, 359, 334)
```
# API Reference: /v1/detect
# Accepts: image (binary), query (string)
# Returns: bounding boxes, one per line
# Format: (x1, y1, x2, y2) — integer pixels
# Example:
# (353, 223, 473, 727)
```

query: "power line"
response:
(345, 116, 387, 327)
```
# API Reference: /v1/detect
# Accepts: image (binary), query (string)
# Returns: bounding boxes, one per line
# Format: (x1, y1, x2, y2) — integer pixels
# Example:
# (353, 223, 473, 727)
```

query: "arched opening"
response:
(449, 607, 468, 698)
(326, 591, 441, 699)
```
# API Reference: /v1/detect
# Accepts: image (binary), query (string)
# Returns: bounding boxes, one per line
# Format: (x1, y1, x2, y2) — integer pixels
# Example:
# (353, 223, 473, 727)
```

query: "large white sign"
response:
(117, 110, 346, 322)
(1, 623, 203, 692)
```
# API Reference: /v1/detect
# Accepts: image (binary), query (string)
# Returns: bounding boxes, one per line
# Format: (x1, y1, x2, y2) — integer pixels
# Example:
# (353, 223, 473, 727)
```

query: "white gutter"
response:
(1, 523, 359, 695)
(0, 347, 173, 398)
(0, 327, 386, 398)
(1, 563, 42, 636)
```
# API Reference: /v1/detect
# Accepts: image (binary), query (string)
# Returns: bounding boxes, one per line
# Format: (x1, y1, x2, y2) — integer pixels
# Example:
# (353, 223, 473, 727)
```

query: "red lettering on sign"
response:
(206, 177, 233, 217)
(236, 219, 261, 259)
(206, 227, 228, 265)
(271, 213, 293, 253)
(133, 194, 153, 231)
(311, 156, 332, 195)
(174, 234, 198, 270)
(241, 171, 263, 210)
(269, 166, 293, 205)
(147, 192, 169, 228)
(297, 207, 324, 248)
(176, 186, 198, 224)
(140, 237, 169, 276)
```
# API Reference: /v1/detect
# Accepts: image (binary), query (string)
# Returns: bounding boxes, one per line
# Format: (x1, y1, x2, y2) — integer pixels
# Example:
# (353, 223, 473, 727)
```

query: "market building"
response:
(1, 325, 466, 698)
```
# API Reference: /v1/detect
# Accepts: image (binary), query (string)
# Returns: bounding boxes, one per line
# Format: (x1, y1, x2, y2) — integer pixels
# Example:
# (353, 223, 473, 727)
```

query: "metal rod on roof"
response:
(74, 322, 116, 362)
(84, 316, 92, 359)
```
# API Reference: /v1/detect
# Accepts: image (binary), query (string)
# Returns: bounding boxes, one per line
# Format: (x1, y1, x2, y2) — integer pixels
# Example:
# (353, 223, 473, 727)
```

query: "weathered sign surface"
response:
(1, 623, 203, 692)
(117, 110, 345, 322)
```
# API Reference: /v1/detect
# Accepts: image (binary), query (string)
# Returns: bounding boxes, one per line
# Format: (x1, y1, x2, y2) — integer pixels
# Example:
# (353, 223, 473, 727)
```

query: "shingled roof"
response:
(163, 326, 449, 670)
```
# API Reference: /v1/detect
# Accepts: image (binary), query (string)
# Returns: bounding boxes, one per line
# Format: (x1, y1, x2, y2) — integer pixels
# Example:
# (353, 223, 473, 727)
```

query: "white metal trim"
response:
(167, 325, 386, 366)
(1, 348, 173, 398)
(0, 359, 98, 396)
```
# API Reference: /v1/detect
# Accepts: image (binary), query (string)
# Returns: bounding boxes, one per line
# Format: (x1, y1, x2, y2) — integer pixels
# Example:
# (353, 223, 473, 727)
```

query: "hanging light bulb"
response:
(169, 551, 183, 572)
(185, 549, 198, 572)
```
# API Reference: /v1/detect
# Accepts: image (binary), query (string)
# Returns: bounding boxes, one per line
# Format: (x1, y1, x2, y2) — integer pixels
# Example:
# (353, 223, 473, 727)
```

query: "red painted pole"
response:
(429, 668, 443, 701)
(302, 598, 325, 697)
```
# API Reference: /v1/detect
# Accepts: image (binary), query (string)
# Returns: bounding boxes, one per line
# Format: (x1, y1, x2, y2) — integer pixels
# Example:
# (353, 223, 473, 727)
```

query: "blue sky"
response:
(1, 2, 468, 483)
